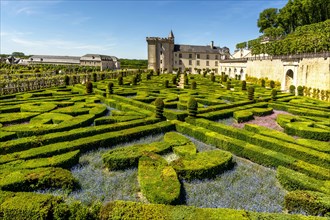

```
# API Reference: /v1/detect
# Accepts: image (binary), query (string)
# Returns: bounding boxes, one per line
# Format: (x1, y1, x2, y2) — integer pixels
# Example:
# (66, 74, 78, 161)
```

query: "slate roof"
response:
(174, 44, 229, 54)
(80, 54, 113, 61)
(29, 55, 80, 64)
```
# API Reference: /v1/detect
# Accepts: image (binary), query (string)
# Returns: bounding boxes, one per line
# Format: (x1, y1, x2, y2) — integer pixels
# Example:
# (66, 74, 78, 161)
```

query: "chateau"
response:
(146, 31, 230, 74)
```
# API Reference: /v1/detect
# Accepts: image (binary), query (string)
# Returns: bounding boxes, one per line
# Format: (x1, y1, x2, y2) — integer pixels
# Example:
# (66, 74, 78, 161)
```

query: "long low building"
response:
(26, 54, 120, 70)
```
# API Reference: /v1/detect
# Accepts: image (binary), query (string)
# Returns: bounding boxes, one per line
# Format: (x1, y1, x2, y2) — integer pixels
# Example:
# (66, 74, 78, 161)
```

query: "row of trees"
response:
(238, 19, 330, 55)
(257, 0, 330, 37)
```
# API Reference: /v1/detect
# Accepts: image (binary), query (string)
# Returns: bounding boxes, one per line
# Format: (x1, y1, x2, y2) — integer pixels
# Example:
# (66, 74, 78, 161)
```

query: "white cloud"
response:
(15, 7, 37, 15)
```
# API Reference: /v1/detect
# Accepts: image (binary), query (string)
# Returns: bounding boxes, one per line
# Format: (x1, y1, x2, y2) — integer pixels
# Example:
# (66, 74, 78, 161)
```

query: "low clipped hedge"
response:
(102, 141, 171, 170)
(187, 118, 330, 170)
(0, 150, 80, 171)
(244, 124, 330, 153)
(138, 152, 181, 205)
(276, 166, 330, 194)
(0, 132, 16, 142)
(284, 122, 330, 141)
(173, 143, 197, 157)
(20, 102, 57, 113)
(233, 110, 254, 123)
(3, 114, 95, 138)
(0, 192, 63, 220)
(94, 115, 145, 126)
(171, 150, 233, 180)
(0, 117, 161, 155)
(285, 190, 330, 216)
(0, 167, 77, 192)
(174, 120, 330, 180)
(99, 200, 322, 220)
(251, 107, 273, 116)
(0, 112, 39, 126)
(163, 132, 191, 146)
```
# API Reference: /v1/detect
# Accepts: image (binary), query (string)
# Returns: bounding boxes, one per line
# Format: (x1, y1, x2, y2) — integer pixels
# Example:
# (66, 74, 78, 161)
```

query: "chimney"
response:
(210, 41, 214, 49)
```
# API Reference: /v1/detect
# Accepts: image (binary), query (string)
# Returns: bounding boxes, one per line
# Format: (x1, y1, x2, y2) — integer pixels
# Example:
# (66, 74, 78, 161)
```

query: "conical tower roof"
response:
(168, 30, 174, 39)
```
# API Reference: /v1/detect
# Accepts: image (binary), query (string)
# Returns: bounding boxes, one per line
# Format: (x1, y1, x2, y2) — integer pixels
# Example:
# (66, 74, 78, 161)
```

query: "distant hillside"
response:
(119, 59, 147, 69)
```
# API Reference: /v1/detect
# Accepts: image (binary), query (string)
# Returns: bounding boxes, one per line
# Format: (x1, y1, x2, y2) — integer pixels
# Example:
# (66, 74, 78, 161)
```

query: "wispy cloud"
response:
(71, 16, 92, 25)
(15, 7, 37, 15)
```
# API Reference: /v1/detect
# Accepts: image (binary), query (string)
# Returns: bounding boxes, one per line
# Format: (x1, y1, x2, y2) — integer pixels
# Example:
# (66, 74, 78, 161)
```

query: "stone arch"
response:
(285, 69, 294, 90)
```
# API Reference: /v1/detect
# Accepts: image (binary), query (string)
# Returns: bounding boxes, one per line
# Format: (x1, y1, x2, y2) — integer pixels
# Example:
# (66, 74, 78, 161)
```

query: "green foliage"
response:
(155, 98, 165, 119)
(285, 190, 330, 216)
(226, 81, 231, 90)
(261, 79, 265, 87)
(107, 82, 114, 94)
(92, 72, 97, 82)
(86, 81, 93, 94)
(210, 75, 215, 82)
(290, 85, 296, 95)
(187, 97, 198, 118)
(171, 150, 233, 180)
(102, 141, 172, 170)
(138, 152, 181, 204)
(164, 80, 169, 88)
(297, 86, 304, 96)
(270, 80, 275, 89)
(191, 81, 197, 90)
(118, 76, 123, 86)
(119, 59, 147, 69)
(248, 87, 254, 100)
(163, 132, 191, 146)
(236, 42, 247, 49)
(64, 75, 70, 86)
(233, 110, 254, 123)
(257, 8, 279, 33)
(241, 80, 247, 90)
(271, 89, 277, 100)
(172, 75, 177, 85)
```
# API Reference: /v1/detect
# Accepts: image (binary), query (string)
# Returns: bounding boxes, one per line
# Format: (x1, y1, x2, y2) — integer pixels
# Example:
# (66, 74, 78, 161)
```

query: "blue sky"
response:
(0, 0, 287, 59)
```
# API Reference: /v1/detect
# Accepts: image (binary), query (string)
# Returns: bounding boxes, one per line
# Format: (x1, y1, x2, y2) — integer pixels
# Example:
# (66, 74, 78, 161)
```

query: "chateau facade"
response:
(146, 31, 230, 74)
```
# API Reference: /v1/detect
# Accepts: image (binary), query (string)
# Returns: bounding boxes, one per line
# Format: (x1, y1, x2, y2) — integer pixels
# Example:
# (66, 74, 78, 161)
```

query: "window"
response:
(189, 60, 192, 65)
(175, 61, 177, 64)
(215, 55, 218, 60)
(179, 60, 182, 65)
(160, 51, 163, 55)
(189, 54, 192, 59)
(215, 61, 218, 66)
(179, 53, 182, 58)
(197, 54, 200, 59)
(175, 53, 177, 57)
(206, 61, 209, 66)
(160, 60, 162, 64)
(206, 55, 210, 59)
(197, 60, 200, 66)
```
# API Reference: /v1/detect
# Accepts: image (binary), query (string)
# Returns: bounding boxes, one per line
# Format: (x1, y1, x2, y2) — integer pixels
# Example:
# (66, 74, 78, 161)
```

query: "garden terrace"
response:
(0, 72, 329, 219)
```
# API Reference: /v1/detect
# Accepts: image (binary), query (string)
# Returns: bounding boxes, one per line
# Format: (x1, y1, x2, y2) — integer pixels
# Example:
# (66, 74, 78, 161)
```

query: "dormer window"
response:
(40, 58, 43, 62)
(92, 56, 95, 59)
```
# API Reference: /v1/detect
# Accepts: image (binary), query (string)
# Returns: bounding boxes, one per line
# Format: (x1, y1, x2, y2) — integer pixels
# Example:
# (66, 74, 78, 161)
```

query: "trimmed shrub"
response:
(173, 143, 197, 157)
(118, 76, 123, 86)
(233, 110, 254, 123)
(171, 150, 233, 180)
(289, 85, 296, 95)
(210, 75, 215, 82)
(284, 122, 330, 141)
(191, 81, 197, 90)
(226, 81, 231, 90)
(184, 76, 189, 85)
(0, 192, 63, 220)
(64, 75, 70, 86)
(138, 152, 181, 204)
(276, 166, 330, 194)
(172, 75, 177, 85)
(132, 76, 138, 85)
(297, 86, 304, 96)
(285, 190, 330, 216)
(154, 98, 165, 119)
(86, 81, 93, 94)
(102, 142, 172, 170)
(271, 89, 277, 101)
(270, 80, 275, 89)
(261, 79, 265, 87)
(248, 87, 254, 100)
(164, 80, 169, 88)
(108, 82, 114, 94)
(92, 72, 97, 82)
(163, 132, 191, 146)
(0, 167, 78, 192)
(187, 97, 198, 118)
(241, 80, 247, 90)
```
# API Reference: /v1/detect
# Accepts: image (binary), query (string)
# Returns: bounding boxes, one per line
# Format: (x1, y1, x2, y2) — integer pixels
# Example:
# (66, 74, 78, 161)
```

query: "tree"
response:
(108, 82, 114, 94)
(191, 81, 197, 90)
(242, 81, 247, 91)
(248, 87, 255, 100)
(257, 8, 279, 33)
(187, 97, 198, 118)
(289, 85, 295, 95)
(118, 76, 123, 86)
(271, 89, 277, 100)
(164, 80, 169, 88)
(154, 98, 165, 119)
(86, 81, 93, 94)
(11, 52, 25, 57)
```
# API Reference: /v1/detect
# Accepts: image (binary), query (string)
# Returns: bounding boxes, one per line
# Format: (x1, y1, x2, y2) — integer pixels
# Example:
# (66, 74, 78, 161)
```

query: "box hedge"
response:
(138, 152, 181, 205)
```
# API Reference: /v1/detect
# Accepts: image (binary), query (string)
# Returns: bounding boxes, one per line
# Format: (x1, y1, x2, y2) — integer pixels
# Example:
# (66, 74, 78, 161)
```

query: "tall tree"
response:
(257, 8, 279, 33)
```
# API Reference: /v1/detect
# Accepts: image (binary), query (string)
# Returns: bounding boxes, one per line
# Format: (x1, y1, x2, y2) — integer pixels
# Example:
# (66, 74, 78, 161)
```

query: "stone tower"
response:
(146, 31, 174, 73)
